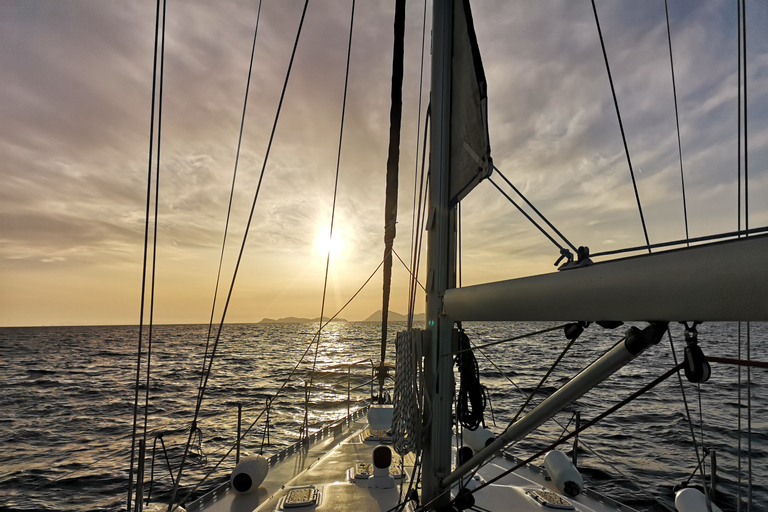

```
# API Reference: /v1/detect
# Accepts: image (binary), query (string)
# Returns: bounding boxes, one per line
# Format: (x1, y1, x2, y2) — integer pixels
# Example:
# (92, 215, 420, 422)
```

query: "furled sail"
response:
(449, 0, 492, 205)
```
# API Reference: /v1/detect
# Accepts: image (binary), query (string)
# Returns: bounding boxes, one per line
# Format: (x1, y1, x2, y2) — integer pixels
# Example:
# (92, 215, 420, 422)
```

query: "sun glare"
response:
(315, 230, 345, 258)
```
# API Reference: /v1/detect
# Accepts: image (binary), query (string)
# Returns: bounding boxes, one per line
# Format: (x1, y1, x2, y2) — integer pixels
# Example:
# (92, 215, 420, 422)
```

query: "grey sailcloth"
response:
(450, 0, 492, 205)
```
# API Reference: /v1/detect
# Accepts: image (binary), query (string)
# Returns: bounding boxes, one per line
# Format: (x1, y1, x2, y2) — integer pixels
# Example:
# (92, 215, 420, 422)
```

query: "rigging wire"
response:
(453, 323, 568, 355)
(128, 0, 164, 508)
(738, 2, 752, 499)
(746, 322, 752, 509)
(666, 328, 711, 508)
(737, 0, 742, 235)
(420, 362, 687, 511)
(663, 0, 689, 245)
(507, 334, 578, 426)
(488, 177, 572, 264)
(493, 166, 578, 255)
(169, 2, 310, 506)
(397, 35, 429, 492)
(199, 0, 264, 392)
(175, 255, 389, 506)
(392, 248, 426, 292)
(21, 445, 132, 488)
(446, 325, 649, 494)
(465, 334, 676, 512)
(574, 437, 677, 512)
(408, 108, 431, 328)
(742, 0, 749, 235)
(409, 0, 428, 280)
(696, 379, 708, 489)
(591, 0, 651, 253)
(143, 0, 168, 443)
(304, 0, 357, 441)
(738, 322, 743, 510)
(589, 227, 768, 259)
(470, 363, 686, 496)
(141, 0, 168, 505)
(457, 201, 462, 287)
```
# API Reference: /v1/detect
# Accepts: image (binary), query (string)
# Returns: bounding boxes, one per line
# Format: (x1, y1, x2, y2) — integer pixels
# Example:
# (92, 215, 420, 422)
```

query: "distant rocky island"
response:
(361, 310, 426, 322)
(258, 311, 425, 324)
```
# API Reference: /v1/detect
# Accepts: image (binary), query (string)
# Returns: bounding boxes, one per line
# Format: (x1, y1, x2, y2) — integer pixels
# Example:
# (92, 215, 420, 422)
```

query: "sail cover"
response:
(450, 0, 492, 205)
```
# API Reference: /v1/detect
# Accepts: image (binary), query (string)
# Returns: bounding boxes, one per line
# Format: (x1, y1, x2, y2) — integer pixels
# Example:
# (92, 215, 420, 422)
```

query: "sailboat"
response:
(126, 1, 766, 512)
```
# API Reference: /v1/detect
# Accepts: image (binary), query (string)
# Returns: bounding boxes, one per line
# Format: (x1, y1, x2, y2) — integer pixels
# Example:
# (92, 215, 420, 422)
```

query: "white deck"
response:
(182, 413, 637, 512)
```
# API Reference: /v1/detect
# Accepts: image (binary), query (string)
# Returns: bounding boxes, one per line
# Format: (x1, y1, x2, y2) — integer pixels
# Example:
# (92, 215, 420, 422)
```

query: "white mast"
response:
(423, 0, 456, 507)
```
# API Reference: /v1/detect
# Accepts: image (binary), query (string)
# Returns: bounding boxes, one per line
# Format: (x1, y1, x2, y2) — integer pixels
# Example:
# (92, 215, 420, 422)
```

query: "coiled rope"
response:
(393, 329, 422, 456)
(454, 328, 487, 431)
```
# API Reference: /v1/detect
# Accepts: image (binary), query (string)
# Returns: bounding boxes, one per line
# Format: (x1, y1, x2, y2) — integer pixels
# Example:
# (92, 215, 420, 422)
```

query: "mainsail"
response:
(449, 0, 492, 205)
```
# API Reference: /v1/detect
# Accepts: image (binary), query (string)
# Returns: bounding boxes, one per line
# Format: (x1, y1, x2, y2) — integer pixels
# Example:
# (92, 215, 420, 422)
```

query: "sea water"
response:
(0, 322, 765, 511)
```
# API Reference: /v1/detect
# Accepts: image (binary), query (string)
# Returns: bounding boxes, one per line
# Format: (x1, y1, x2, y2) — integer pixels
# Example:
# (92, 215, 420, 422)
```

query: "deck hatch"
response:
(525, 489, 575, 510)
(281, 486, 319, 508)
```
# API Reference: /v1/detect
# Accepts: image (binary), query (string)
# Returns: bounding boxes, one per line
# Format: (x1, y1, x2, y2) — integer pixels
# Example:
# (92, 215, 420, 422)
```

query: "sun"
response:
(315, 230, 345, 258)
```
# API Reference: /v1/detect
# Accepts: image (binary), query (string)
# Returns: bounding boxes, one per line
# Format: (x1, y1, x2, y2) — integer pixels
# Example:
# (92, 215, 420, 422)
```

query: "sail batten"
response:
(444, 236, 768, 322)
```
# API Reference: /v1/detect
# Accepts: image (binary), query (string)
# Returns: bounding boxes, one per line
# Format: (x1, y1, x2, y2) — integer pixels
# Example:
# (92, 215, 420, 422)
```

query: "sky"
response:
(1, 1, 766, 327)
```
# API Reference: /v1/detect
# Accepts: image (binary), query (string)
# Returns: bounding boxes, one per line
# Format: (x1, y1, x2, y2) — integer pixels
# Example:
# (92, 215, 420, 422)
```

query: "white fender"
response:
(230, 454, 269, 495)
(544, 450, 583, 497)
(675, 488, 723, 512)
(463, 427, 495, 453)
(368, 405, 394, 431)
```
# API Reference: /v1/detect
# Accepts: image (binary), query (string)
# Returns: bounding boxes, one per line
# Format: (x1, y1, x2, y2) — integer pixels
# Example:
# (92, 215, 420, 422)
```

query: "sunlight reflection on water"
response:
(0, 321, 765, 511)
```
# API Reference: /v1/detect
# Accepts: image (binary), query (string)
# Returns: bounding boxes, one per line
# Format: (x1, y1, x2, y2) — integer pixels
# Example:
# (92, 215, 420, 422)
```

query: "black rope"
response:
(169, 2, 310, 507)
(493, 166, 578, 254)
(591, 0, 651, 253)
(454, 328, 488, 431)
(305, 0, 357, 440)
(664, 0, 689, 246)
(128, 0, 164, 508)
(200, 0, 263, 391)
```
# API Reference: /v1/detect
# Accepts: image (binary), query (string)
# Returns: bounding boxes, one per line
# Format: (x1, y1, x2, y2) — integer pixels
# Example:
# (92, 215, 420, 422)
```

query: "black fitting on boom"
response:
(623, 322, 668, 355)
(680, 321, 711, 383)
(564, 321, 590, 341)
